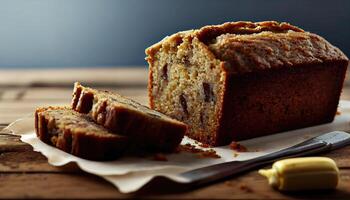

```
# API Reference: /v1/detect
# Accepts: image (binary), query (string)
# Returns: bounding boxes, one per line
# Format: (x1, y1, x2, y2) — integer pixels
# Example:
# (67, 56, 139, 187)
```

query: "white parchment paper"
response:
(5, 100, 350, 193)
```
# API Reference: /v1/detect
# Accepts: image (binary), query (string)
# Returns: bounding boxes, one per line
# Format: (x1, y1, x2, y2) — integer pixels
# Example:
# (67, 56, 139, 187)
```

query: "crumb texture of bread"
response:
(35, 106, 129, 160)
(72, 82, 187, 152)
(146, 21, 349, 146)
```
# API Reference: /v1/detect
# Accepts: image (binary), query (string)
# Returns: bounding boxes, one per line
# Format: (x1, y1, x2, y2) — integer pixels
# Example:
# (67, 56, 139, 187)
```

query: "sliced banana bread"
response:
(146, 21, 349, 146)
(35, 106, 129, 160)
(71, 82, 187, 152)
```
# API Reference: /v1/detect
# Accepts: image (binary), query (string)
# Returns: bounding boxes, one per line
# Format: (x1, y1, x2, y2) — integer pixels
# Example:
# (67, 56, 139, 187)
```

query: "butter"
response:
(259, 157, 339, 191)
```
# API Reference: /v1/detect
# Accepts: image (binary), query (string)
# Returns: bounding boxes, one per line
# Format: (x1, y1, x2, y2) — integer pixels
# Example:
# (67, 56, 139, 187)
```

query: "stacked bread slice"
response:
(35, 82, 187, 160)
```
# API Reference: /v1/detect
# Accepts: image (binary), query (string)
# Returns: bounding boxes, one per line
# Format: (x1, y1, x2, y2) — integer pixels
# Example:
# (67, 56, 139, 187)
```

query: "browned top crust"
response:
(196, 21, 304, 43)
(146, 21, 348, 74)
(208, 31, 348, 73)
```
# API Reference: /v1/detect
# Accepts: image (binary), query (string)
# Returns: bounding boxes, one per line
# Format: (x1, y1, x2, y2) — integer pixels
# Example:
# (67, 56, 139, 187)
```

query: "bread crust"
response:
(35, 107, 129, 160)
(216, 60, 348, 145)
(146, 21, 349, 146)
(146, 21, 348, 75)
(72, 83, 187, 152)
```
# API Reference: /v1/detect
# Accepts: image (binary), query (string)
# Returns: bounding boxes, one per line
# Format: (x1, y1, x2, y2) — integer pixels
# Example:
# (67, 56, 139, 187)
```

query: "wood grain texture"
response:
(0, 140, 349, 200)
(1, 127, 350, 199)
(0, 67, 349, 199)
(0, 171, 349, 199)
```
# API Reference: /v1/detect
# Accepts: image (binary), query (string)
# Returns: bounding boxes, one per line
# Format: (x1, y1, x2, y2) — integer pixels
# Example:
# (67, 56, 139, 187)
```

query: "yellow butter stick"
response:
(259, 157, 339, 191)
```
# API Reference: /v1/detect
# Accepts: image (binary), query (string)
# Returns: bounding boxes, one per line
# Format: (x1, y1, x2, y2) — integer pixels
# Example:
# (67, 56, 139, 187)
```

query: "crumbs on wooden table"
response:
(239, 184, 253, 193)
(225, 181, 234, 187)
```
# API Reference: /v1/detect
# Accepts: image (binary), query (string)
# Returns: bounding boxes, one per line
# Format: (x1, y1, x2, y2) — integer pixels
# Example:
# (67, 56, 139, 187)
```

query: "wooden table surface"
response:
(0, 68, 349, 200)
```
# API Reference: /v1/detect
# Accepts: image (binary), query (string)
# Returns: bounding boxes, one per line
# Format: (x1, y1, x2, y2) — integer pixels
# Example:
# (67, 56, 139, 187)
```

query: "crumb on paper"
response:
(336, 110, 341, 115)
(180, 143, 204, 153)
(199, 149, 221, 159)
(233, 152, 239, 157)
(193, 140, 210, 148)
(239, 184, 253, 193)
(178, 143, 221, 158)
(199, 143, 210, 148)
(152, 153, 168, 161)
(229, 141, 248, 152)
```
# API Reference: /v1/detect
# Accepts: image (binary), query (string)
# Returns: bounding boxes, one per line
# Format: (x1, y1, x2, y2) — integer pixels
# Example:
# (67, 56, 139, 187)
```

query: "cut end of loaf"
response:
(146, 31, 227, 145)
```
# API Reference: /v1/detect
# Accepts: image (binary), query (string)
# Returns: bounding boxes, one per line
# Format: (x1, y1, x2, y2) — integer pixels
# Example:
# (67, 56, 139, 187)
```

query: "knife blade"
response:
(178, 131, 350, 186)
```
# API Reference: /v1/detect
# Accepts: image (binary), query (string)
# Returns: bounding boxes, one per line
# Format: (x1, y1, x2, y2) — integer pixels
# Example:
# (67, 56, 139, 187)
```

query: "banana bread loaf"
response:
(146, 21, 349, 146)
(35, 106, 129, 160)
(72, 82, 187, 152)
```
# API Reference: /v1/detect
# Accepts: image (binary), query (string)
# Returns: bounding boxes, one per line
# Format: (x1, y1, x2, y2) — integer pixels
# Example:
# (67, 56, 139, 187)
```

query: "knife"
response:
(178, 131, 350, 187)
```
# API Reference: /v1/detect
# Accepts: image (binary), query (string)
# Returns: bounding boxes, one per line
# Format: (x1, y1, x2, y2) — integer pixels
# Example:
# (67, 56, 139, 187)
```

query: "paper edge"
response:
(3, 100, 350, 193)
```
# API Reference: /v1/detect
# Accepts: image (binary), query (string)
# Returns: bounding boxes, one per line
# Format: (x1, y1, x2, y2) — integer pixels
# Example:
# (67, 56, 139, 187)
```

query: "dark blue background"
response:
(0, 0, 349, 68)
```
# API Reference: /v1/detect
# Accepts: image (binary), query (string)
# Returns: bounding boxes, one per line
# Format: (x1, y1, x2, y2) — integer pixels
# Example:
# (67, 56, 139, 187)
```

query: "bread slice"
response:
(146, 21, 349, 146)
(35, 106, 129, 160)
(71, 82, 187, 152)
